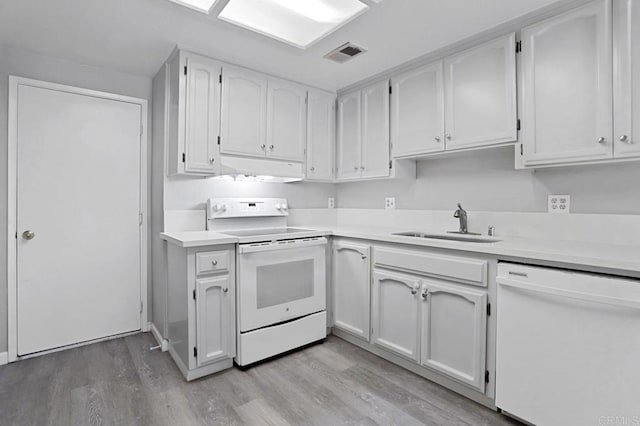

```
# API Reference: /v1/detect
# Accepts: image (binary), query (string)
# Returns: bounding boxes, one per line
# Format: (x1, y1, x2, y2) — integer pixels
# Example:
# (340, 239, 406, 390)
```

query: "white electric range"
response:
(207, 198, 328, 366)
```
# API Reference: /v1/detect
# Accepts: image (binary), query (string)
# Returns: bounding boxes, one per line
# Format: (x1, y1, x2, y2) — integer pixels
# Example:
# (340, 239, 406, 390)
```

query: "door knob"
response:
(22, 230, 35, 240)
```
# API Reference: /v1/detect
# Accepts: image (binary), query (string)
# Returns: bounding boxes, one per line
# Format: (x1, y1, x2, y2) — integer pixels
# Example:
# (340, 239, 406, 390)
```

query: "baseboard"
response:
(0, 351, 8, 366)
(150, 322, 168, 352)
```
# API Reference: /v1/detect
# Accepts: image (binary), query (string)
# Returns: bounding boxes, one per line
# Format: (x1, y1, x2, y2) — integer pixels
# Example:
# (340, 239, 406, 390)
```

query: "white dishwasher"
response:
(496, 262, 640, 426)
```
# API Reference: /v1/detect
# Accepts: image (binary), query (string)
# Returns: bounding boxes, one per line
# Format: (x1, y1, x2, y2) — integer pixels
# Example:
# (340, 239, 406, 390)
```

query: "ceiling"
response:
(0, 0, 563, 91)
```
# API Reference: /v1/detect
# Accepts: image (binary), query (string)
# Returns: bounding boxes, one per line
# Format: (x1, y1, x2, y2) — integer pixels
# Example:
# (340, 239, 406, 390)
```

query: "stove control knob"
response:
(281, 203, 288, 211)
(213, 204, 221, 212)
(220, 204, 227, 212)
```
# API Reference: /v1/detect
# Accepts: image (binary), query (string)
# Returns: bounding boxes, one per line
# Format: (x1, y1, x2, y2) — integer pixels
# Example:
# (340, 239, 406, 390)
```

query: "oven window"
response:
(256, 259, 314, 309)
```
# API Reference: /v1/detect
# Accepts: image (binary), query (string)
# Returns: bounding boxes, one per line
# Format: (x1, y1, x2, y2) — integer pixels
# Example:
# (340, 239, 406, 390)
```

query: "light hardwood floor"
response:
(0, 333, 520, 425)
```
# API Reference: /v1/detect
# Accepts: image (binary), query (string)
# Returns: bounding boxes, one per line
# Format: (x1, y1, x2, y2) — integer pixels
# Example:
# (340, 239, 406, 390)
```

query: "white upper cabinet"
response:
(267, 79, 307, 162)
(337, 81, 392, 181)
(391, 62, 445, 157)
(306, 90, 335, 181)
(337, 91, 362, 180)
(444, 34, 517, 151)
(220, 65, 268, 158)
(184, 55, 222, 175)
(371, 269, 421, 362)
(520, 0, 613, 166)
(361, 80, 391, 179)
(614, 0, 640, 159)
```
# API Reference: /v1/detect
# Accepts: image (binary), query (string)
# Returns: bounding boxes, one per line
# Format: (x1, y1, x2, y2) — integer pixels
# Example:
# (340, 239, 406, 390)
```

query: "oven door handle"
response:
(238, 237, 328, 254)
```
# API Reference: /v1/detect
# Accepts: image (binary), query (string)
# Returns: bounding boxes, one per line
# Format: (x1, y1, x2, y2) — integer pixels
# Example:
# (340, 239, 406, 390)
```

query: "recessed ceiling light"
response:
(169, 0, 218, 14)
(218, 0, 369, 49)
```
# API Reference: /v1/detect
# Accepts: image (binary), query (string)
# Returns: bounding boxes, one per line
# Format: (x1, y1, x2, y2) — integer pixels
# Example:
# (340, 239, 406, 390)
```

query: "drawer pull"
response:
(223, 288, 229, 293)
(212, 260, 218, 266)
(508, 271, 528, 278)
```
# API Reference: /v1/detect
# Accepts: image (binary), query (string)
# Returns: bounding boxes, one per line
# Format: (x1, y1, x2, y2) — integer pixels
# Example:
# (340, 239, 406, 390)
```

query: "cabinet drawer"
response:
(374, 247, 487, 287)
(196, 251, 229, 275)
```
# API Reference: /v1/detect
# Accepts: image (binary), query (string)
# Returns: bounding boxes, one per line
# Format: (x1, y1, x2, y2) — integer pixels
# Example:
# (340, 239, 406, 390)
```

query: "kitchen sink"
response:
(392, 231, 501, 243)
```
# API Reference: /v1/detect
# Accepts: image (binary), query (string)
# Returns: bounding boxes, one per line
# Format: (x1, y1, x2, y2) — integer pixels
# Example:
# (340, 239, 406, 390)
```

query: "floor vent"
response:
(324, 43, 367, 63)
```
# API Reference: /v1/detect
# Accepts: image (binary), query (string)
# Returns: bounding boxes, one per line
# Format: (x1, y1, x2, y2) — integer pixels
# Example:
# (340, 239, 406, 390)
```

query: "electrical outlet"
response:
(328, 197, 335, 209)
(385, 197, 396, 210)
(548, 195, 570, 214)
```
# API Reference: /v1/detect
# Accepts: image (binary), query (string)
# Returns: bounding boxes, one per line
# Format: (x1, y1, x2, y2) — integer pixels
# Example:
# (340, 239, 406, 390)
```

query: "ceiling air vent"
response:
(324, 43, 367, 64)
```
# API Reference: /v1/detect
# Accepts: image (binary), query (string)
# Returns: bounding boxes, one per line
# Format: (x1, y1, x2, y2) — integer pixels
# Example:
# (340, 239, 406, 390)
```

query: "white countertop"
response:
(161, 225, 640, 275)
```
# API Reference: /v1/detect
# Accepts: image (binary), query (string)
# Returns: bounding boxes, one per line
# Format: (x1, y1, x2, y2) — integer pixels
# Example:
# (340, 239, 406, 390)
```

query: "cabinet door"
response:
(337, 92, 362, 180)
(306, 90, 335, 181)
(614, 0, 640, 158)
(361, 81, 391, 179)
(371, 270, 421, 362)
(444, 34, 517, 151)
(267, 79, 307, 162)
(521, 1, 613, 166)
(421, 279, 487, 392)
(220, 66, 267, 158)
(391, 62, 445, 157)
(184, 55, 221, 174)
(196, 275, 235, 367)
(332, 242, 370, 341)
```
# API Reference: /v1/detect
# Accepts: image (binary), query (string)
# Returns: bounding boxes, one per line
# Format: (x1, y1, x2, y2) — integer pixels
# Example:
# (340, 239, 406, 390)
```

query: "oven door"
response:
(237, 237, 327, 333)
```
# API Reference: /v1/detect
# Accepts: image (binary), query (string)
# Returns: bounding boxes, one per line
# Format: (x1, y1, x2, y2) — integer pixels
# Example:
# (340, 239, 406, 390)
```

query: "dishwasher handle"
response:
(497, 278, 640, 310)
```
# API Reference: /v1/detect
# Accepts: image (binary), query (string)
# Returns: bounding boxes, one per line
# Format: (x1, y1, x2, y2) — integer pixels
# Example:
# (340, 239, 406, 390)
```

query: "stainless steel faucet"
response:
(453, 203, 468, 233)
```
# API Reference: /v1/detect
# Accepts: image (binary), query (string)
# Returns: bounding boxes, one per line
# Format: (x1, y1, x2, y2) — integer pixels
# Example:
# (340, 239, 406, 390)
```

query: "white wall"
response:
(0, 45, 153, 352)
(337, 146, 640, 215)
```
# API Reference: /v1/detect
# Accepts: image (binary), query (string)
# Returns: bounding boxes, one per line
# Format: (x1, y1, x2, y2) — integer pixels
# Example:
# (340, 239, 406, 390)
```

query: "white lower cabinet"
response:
(371, 269, 421, 362)
(332, 241, 371, 341)
(166, 243, 236, 381)
(196, 274, 235, 367)
(420, 279, 487, 393)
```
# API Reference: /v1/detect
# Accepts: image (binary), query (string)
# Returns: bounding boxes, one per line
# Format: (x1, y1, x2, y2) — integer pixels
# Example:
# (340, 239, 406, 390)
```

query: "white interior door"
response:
(15, 82, 143, 356)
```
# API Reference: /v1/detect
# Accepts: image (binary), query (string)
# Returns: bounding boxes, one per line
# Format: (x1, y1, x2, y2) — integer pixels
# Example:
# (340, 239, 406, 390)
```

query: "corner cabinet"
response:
(306, 90, 336, 181)
(166, 244, 236, 381)
(332, 240, 371, 341)
(166, 51, 222, 177)
(337, 81, 392, 181)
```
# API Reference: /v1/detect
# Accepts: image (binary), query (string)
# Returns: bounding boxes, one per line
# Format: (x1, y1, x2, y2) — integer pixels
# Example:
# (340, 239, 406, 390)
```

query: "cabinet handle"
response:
(310, 166, 315, 172)
(353, 166, 359, 171)
(209, 157, 215, 163)
(597, 137, 606, 144)
(619, 135, 630, 144)
(260, 144, 266, 150)
(434, 136, 441, 143)
(360, 166, 365, 171)
(446, 134, 452, 140)
(211, 260, 218, 266)
(223, 288, 229, 293)
(269, 145, 274, 150)
(421, 288, 429, 299)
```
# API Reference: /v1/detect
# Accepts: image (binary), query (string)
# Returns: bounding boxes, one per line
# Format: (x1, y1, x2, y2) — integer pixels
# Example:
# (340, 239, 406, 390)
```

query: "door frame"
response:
(7, 76, 149, 362)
